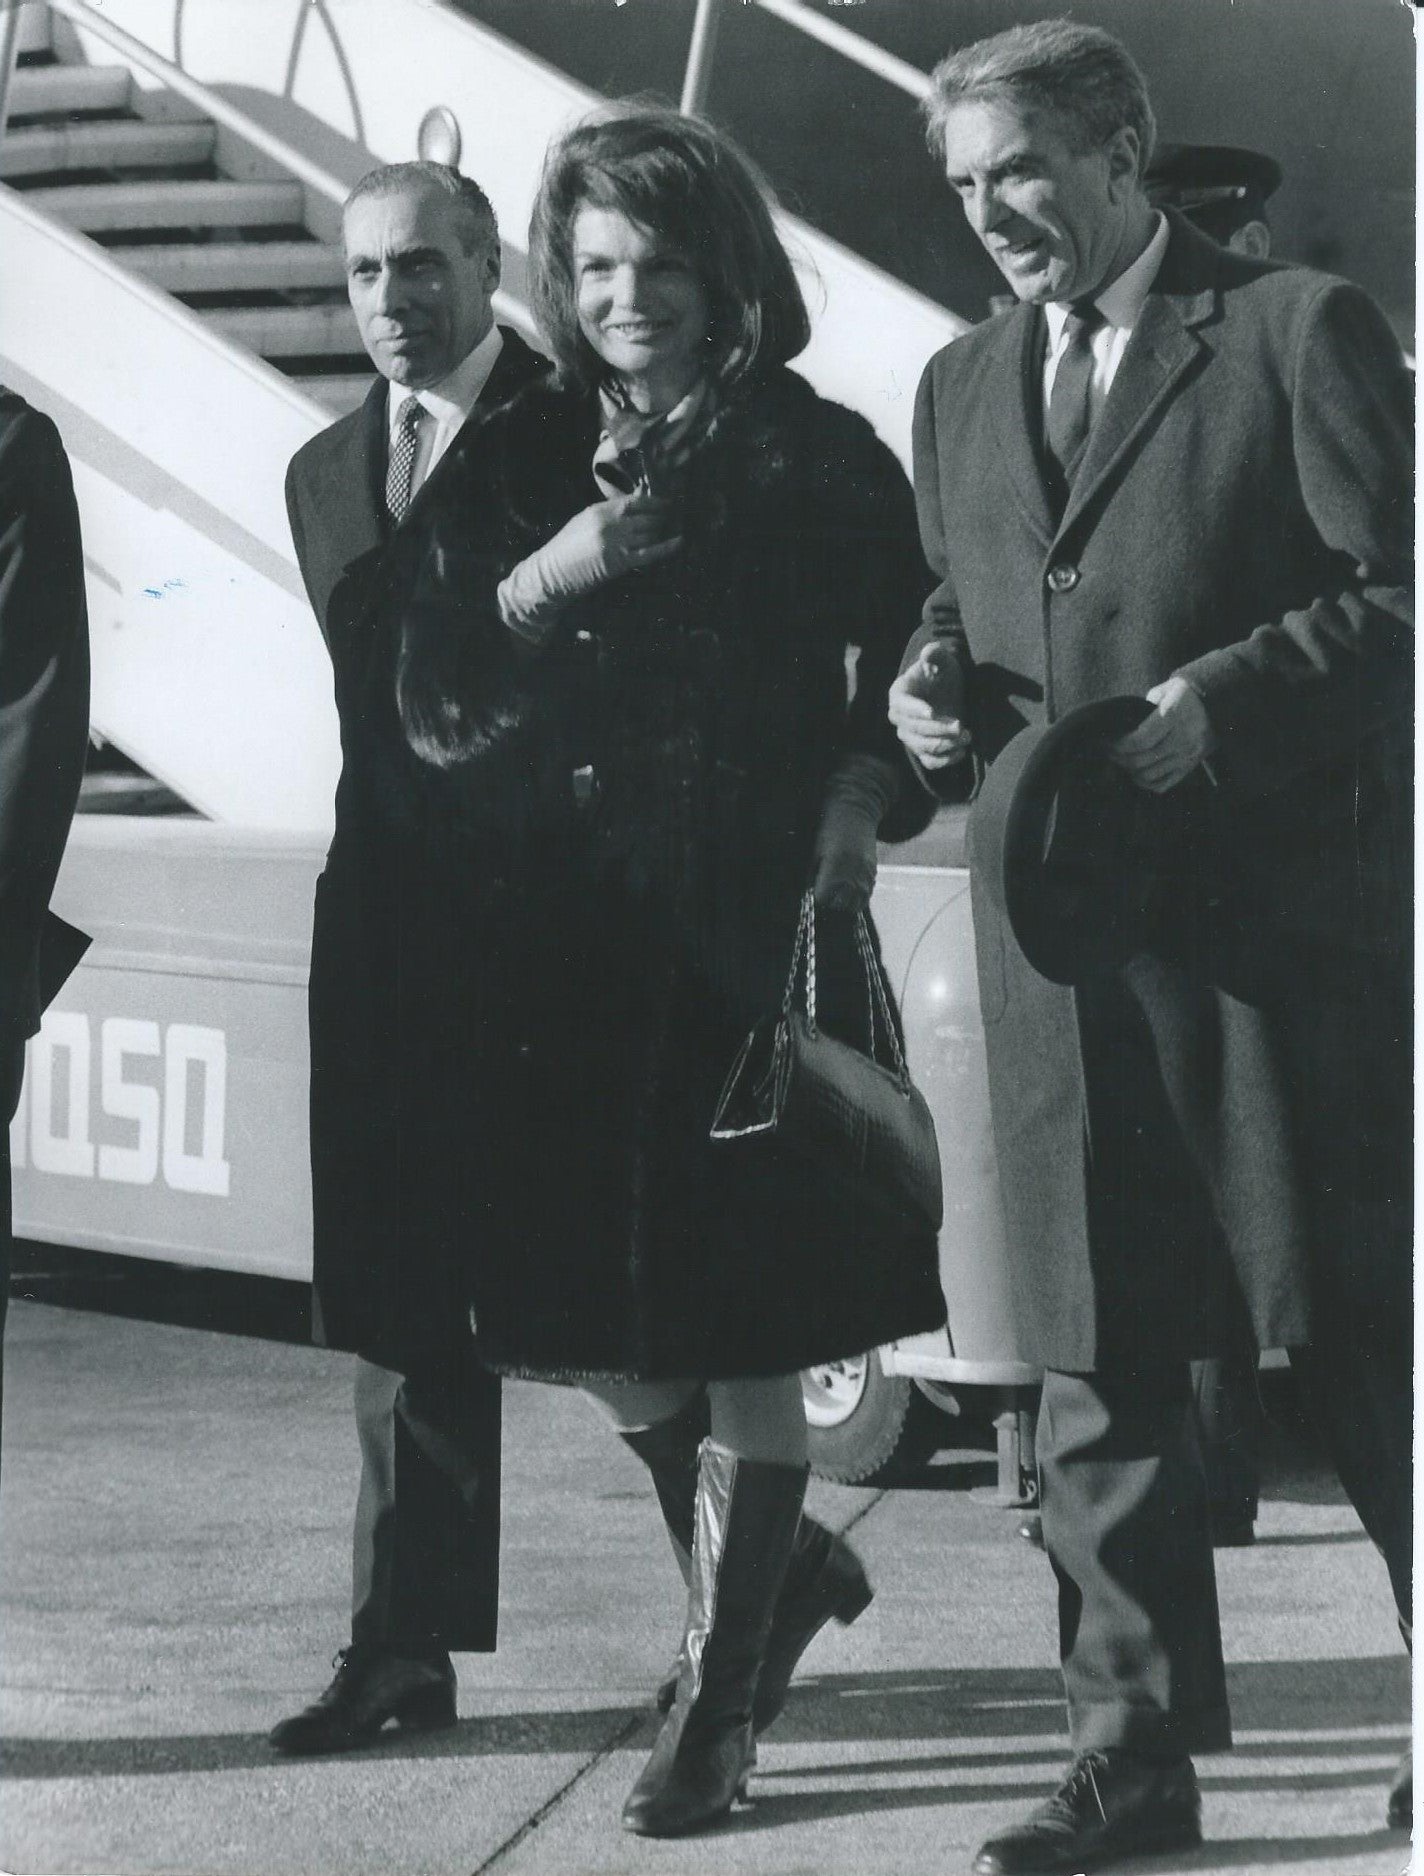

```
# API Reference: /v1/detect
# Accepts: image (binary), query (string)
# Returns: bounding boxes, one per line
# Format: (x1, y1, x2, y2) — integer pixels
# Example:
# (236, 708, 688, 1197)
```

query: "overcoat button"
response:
(1046, 562, 1080, 593)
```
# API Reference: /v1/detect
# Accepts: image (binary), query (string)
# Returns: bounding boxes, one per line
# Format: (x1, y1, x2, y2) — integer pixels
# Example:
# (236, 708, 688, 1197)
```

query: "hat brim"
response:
(972, 697, 1156, 986)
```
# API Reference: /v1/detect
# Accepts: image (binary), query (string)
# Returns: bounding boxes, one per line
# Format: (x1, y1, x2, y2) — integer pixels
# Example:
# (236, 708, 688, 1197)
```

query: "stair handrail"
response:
(13, 0, 354, 201)
(681, 0, 932, 115)
(1, 0, 533, 335)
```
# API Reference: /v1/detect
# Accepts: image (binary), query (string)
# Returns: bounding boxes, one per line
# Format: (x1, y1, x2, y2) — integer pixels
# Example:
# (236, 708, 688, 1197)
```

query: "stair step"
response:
(8, 63, 132, 117)
(122, 239, 347, 293)
(25, 177, 306, 233)
(199, 303, 363, 355)
(303, 373, 378, 416)
(0, 119, 216, 179)
(15, 9, 52, 57)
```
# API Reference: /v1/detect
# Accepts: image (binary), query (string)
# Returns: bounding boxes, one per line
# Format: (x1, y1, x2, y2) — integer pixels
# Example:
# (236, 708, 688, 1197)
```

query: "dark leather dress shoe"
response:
(269, 1647, 457, 1755)
(972, 1750, 1201, 1874)
(1387, 1744, 1412, 1828)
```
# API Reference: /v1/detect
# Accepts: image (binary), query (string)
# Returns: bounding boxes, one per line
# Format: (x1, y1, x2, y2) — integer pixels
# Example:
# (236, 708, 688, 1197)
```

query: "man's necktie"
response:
(1045, 304, 1104, 484)
(385, 394, 423, 525)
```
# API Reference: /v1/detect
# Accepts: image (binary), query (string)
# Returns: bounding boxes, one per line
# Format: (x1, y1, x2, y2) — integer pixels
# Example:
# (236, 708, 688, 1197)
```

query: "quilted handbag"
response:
(710, 891, 943, 1233)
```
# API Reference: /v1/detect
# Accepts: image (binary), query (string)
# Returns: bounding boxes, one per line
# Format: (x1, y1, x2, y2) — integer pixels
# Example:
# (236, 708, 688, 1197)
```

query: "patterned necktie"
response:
(385, 394, 423, 525)
(1045, 303, 1104, 483)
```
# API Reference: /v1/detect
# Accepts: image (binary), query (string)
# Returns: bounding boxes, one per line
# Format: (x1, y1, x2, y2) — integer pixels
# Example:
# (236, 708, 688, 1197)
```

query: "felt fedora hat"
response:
(970, 697, 1203, 986)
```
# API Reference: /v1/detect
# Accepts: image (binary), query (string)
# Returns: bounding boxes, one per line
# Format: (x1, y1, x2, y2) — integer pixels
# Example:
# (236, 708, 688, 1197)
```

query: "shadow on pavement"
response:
(2, 1657, 1404, 1784)
(1165, 1830, 1404, 1868)
(0, 1709, 645, 1780)
(9, 1242, 310, 1345)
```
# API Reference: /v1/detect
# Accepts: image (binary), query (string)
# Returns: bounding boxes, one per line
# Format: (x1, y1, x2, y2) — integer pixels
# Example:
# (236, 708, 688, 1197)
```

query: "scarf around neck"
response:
(591, 380, 716, 500)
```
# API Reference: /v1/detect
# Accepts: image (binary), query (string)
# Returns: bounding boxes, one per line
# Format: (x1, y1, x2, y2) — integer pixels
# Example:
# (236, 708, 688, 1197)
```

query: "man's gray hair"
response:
(923, 19, 1156, 171)
(343, 161, 499, 254)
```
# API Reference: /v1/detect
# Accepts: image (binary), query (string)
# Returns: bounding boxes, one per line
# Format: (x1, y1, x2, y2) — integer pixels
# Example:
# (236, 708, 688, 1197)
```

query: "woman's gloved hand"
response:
(812, 754, 901, 912)
(498, 492, 682, 645)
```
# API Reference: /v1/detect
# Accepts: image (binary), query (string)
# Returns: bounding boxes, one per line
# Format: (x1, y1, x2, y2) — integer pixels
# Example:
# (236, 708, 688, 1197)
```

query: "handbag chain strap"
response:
(855, 912, 912, 1095)
(782, 890, 912, 1096)
(781, 890, 819, 1030)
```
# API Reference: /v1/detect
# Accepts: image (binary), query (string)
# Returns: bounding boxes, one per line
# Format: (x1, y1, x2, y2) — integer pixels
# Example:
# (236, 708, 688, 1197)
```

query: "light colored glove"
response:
(888, 641, 972, 770)
(812, 753, 900, 911)
(498, 492, 682, 646)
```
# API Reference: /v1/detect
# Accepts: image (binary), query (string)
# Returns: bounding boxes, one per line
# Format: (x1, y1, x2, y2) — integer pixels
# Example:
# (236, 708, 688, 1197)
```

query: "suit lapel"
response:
(400, 328, 545, 531)
(992, 307, 1057, 547)
(305, 377, 386, 567)
(1058, 216, 1218, 538)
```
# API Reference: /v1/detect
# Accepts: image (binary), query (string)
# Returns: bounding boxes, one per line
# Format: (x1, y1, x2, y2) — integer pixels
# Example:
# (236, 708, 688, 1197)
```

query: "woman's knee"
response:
(706, 1375, 808, 1464)
(581, 1378, 703, 1433)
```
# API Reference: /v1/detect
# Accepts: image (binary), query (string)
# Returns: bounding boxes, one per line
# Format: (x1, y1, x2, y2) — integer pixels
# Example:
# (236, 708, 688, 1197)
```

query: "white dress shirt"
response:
(1042, 213, 1170, 422)
(385, 322, 504, 501)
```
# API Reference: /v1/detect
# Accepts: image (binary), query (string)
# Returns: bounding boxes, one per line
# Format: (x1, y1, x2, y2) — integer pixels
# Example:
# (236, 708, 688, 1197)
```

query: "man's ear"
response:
(485, 243, 502, 293)
(1227, 221, 1271, 261)
(1104, 125, 1142, 201)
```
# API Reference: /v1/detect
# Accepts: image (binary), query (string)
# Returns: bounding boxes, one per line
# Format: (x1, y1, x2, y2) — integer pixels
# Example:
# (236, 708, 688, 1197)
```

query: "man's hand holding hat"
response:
(1108, 674, 1217, 793)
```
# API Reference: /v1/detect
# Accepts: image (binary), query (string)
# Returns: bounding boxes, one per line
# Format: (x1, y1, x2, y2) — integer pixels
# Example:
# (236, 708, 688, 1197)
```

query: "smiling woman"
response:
(395, 100, 945, 1839)
(571, 208, 711, 414)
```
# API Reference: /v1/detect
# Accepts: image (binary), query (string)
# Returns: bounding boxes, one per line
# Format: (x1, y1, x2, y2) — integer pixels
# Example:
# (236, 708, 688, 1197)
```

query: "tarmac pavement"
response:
(0, 1253, 1412, 1876)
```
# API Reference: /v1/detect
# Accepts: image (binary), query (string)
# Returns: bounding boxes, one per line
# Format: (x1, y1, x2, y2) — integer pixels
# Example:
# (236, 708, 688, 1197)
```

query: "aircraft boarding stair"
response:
(0, 0, 963, 831)
(4, 37, 373, 416)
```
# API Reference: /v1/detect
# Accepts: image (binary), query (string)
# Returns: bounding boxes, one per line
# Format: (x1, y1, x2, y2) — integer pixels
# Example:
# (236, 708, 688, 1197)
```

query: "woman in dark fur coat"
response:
(399, 105, 946, 1836)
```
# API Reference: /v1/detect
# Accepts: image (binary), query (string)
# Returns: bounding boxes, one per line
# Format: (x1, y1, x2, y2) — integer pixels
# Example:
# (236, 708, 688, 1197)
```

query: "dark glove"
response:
(812, 754, 900, 911)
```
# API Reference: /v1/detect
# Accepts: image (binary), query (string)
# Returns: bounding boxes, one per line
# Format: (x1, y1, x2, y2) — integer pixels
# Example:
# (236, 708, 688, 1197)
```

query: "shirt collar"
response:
(1045, 211, 1170, 347)
(387, 322, 504, 434)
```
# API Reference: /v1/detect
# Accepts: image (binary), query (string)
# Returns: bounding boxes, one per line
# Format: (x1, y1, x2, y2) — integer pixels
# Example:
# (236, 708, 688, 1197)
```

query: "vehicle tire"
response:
(801, 1351, 947, 1485)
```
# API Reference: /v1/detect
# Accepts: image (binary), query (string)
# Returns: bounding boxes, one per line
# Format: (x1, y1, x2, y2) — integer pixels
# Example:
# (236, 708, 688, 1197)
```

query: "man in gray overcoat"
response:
(889, 21, 1412, 1873)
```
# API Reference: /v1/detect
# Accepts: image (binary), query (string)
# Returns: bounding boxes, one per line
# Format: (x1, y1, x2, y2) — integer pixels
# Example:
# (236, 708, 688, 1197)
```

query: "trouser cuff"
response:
(1068, 1696, 1232, 1760)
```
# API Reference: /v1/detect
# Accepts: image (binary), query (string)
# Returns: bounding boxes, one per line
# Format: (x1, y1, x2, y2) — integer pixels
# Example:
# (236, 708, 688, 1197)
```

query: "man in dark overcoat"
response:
(0, 389, 90, 1463)
(888, 21, 1412, 1872)
(274, 161, 548, 1754)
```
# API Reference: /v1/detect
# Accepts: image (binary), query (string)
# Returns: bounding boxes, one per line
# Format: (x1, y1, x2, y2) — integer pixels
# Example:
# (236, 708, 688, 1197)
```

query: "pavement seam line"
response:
(472, 1712, 647, 1872)
(471, 1493, 889, 1871)
(837, 1490, 889, 1538)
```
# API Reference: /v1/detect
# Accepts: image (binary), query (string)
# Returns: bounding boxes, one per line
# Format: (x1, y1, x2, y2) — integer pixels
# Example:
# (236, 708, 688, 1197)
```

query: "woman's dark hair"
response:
(528, 102, 811, 393)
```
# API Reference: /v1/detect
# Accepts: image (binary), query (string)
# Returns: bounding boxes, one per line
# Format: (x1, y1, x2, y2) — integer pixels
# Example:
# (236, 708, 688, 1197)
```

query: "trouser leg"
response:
(1190, 1306, 1261, 1533)
(391, 1354, 502, 1655)
(350, 1358, 400, 1656)
(1039, 1365, 1231, 1759)
(1275, 956, 1411, 1630)
(350, 1350, 503, 1658)
(1, 1046, 22, 1478)
(0, 1132, 10, 1469)
(1287, 1203, 1412, 1633)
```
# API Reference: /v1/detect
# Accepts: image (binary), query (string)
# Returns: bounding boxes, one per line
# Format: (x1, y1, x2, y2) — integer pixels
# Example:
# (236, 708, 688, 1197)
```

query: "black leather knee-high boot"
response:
(619, 1396, 872, 1728)
(621, 1440, 805, 1837)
